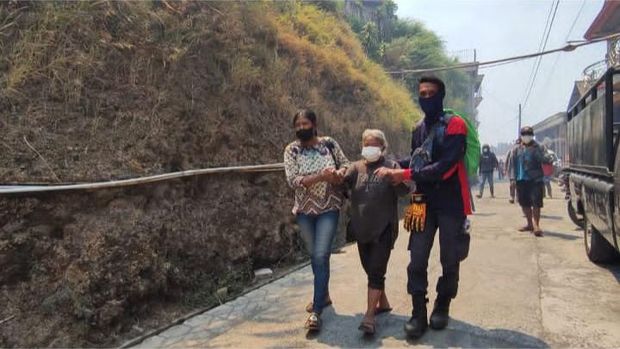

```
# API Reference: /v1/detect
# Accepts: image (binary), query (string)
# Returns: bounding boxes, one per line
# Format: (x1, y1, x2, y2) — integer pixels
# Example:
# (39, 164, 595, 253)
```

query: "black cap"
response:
(419, 76, 446, 98)
(520, 126, 534, 135)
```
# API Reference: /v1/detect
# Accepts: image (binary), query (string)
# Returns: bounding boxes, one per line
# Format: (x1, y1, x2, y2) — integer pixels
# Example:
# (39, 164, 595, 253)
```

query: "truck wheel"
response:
(567, 201, 584, 228)
(584, 214, 620, 264)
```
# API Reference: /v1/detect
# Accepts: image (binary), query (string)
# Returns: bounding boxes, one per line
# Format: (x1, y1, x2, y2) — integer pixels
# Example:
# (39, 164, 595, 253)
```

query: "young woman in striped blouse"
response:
(283, 109, 349, 331)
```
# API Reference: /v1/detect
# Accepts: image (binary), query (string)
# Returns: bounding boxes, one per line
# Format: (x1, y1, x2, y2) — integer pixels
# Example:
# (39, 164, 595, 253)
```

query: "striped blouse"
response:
(283, 137, 350, 215)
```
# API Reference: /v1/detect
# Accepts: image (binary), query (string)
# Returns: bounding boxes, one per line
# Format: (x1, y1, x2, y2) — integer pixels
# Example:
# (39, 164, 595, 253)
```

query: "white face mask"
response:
(521, 135, 533, 144)
(361, 146, 382, 162)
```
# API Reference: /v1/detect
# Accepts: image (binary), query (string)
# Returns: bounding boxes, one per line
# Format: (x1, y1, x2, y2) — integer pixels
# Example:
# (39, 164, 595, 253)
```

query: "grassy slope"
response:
(0, 1, 419, 183)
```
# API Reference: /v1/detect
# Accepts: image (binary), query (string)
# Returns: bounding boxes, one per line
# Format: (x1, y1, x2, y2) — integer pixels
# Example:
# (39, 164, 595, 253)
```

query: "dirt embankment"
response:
(0, 1, 419, 346)
(1, 173, 302, 346)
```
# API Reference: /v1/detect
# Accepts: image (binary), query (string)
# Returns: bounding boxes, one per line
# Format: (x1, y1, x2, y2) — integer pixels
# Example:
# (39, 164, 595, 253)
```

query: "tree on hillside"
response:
(360, 21, 383, 61)
(382, 21, 472, 116)
(340, 2, 475, 120)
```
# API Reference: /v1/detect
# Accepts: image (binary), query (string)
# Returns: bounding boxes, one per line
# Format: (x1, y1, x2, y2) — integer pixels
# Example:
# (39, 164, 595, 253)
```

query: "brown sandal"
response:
(533, 230, 543, 237)
(358, 319, 376, 335)
(305, 312, 321, 331)
(518, 226, 533, 232)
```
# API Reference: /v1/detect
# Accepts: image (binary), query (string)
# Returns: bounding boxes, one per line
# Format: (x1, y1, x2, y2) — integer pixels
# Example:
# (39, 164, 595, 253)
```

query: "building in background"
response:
(562, 1, 619, 167)
(449, 49, 484, 125)
(532, 112, 568, 166)
(576, 0, 620, 96)
(466, 62, 484, 126)
(344, 0, 385, 26)
(584, 0, 620, 70)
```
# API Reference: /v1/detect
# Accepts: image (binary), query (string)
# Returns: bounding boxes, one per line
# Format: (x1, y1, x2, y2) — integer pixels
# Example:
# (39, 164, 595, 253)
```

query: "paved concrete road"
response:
(131, 182, 620, 348)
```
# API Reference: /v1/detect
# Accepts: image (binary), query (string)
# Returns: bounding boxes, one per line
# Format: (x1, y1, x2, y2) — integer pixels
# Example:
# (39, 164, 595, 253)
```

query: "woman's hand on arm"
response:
(300, 172, 324, 187)
(301, 168, 341, 187)
(374, 168, 408, 184)
(323, 167, 344, 184)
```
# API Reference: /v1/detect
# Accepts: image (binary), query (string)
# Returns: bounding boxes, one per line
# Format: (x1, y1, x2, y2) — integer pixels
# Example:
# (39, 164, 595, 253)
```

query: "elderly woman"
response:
(343, 129, 409, 335)
(283, 109, 350, 331)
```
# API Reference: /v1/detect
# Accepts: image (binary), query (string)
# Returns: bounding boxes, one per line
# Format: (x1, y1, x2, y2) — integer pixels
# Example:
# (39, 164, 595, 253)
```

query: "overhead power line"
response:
(523, 0, 557, 102)
(522, 0, 561, 111)
(566, 0, 586, 40)
(386, 31, 619, 75)
(539, 0, 586, 96)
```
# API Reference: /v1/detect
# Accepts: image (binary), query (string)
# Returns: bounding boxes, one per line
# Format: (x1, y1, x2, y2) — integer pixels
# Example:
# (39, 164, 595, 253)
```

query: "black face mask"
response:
(418, 92, 444, 124)
(296, 128, 315, 142)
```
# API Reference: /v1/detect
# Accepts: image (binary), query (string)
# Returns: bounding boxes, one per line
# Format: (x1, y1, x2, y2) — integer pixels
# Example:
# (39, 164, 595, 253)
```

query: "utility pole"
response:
(518, 103, 522, 136)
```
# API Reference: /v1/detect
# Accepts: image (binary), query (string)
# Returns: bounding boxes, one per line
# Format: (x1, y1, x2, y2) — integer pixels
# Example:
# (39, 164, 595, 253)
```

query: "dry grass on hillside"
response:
(0, 1, 419, 183)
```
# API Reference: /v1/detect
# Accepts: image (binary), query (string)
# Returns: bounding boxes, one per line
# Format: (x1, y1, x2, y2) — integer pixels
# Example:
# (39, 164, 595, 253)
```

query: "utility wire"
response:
(523, 0, 557, 104)
(479, 59, 519, 70)
(540, 0, 586, 95)
(386, 31, 618, 75)
(522, 0, 561, 112)
(566, 0, 586, 40)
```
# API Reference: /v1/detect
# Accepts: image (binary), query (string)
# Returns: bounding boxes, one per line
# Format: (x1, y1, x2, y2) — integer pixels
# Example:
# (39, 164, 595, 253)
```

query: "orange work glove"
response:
(404, 203, 415, 231)
(406, 194, 427, 233)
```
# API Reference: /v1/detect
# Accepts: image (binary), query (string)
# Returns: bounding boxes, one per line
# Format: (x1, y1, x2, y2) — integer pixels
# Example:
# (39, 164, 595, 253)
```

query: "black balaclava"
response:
(419, 89, 445, 127)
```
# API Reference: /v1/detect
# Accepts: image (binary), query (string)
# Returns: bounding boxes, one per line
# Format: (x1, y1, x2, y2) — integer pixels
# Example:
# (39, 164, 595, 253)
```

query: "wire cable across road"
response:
(387, 32, 620, 75)
(0, 163, 285, 195)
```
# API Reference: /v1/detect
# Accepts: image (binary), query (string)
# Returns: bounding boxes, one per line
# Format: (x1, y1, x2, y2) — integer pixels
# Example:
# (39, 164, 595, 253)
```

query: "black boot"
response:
(429, 295, 451, 330)
(404, 295, 428, 339)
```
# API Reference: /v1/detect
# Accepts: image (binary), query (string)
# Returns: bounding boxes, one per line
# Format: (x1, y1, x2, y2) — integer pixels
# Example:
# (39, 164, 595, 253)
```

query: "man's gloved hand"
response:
(404, 194, 426, 233)
(404, 203, 415, 231)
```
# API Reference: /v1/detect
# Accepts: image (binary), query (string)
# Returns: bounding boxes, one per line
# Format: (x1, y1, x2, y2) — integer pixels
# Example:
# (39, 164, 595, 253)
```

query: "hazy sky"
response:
(395, 0, 607, 146)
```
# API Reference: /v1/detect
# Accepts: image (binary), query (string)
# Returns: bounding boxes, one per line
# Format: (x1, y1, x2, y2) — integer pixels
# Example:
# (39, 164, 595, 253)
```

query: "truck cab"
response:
(567, 67, 620, 263)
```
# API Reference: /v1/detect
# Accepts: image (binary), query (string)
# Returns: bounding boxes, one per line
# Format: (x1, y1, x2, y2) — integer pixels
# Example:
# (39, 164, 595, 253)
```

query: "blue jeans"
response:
(297, 210, 339, 314)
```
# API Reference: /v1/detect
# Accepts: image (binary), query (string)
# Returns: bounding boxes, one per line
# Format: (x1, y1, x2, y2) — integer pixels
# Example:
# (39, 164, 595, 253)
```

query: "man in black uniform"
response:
(376, 76, 471, 339)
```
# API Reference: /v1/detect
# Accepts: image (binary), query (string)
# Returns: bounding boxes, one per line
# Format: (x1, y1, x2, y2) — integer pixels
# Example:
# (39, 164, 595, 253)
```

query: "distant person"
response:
(512, 126, 551, 237)
(343, 129, 409, 335)
(375, 76, 472, 339)
(542, 149, 557, 198)
(498, 159, 505, 180)
(476, 144, 498, 198)
(505, 138, 521, 204)
(283, 109, 350, 331)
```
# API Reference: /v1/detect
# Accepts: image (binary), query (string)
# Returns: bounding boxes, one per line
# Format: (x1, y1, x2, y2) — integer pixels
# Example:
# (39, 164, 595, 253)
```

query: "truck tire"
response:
(583, 214, 620, 264)
(567, 201, 584, 228)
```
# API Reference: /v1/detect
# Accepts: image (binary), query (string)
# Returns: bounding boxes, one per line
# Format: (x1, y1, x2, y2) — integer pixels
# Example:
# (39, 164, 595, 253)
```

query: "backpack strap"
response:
(322, 138, 340, 170)
(433, 113, 451, 146)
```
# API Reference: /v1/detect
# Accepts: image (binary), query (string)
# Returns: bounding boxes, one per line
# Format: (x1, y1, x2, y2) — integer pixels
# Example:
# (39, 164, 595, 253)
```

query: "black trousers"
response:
(357, 226, 392, 290)
(479, 171, 494, 196)
(407, 210, 465, 298)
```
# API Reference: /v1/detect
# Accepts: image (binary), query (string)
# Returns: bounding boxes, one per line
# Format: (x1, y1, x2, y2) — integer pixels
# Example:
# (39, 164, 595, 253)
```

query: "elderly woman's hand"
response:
(375, 168, 406, 184)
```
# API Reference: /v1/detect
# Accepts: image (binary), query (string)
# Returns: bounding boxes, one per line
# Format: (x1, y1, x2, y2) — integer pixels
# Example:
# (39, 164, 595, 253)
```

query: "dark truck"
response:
(566, 67, 620, 264)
